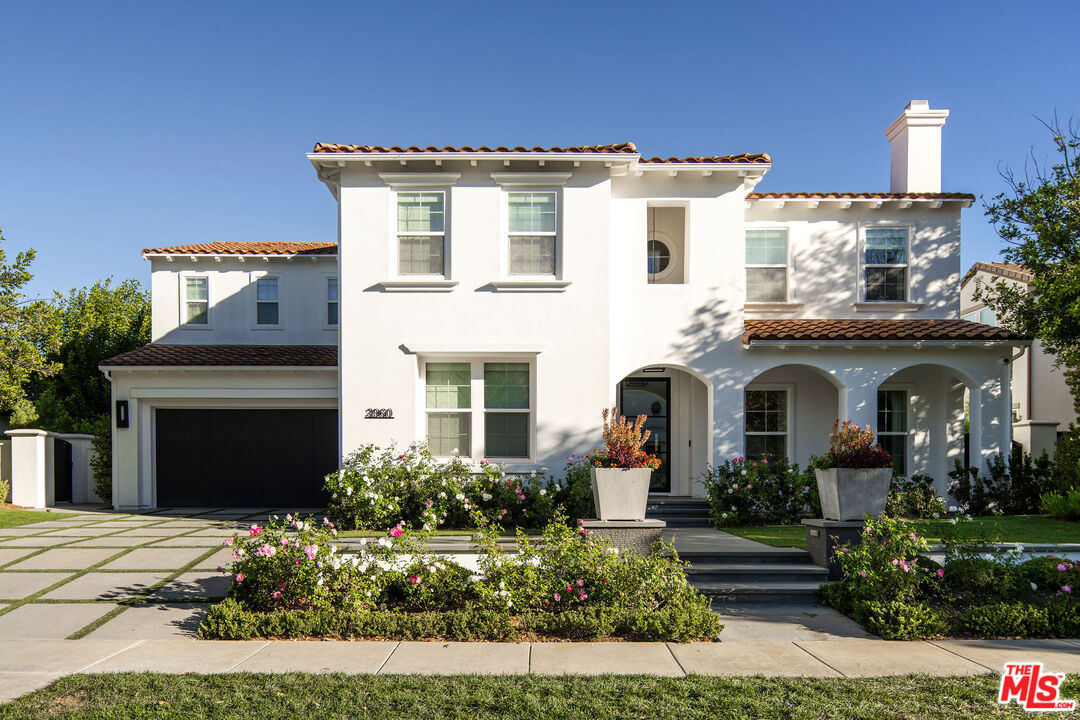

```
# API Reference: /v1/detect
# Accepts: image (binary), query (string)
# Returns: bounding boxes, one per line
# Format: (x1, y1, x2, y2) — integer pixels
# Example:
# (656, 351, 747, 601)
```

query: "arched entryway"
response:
(743, 364, 844, 465)
(616, 365, 711, 496)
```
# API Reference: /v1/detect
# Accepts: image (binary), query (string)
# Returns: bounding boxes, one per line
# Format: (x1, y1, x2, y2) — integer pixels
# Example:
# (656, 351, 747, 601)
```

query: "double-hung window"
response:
(256, 277, 279, 325)
(397, 192, 445, 275)
(425, 363, 471, 456)
(184, 276, 208, 325)
(326, 277, 339, 326)
(744, 388, 788, 462)
(484, 363, 530, 458)
(745, 229, 788, 302)
(508, 191, 556, 275)
(877, 389, 908, 475)
(865, 228, 908, 301)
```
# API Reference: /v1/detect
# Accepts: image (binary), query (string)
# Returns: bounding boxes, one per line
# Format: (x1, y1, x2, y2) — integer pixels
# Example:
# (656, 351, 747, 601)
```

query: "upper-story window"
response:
(256, 276, 279, 325)
(864, 228, 908, 301)
(397, 192, 445, 275)
(326, 277, 339, 326)
(962, 308, 996, 326)
(183, 276, 209, 325)
(508, 191, 556, 275)
(745, 229, 788, 302)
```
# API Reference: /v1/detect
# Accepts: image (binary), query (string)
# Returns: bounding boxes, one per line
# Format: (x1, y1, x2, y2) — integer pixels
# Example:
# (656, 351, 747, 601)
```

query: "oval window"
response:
(647, 240, 671, 275)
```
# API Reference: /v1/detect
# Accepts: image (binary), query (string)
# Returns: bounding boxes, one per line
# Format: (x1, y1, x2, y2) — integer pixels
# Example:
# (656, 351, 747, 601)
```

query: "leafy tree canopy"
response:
(0, 229, 56, 413)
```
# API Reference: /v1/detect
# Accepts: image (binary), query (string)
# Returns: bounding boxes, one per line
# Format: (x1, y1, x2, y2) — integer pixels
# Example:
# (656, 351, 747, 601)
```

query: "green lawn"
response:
(1, 672, 1065, 720)
(0, 509, 77, 528)
(723, 515, 1080, 549)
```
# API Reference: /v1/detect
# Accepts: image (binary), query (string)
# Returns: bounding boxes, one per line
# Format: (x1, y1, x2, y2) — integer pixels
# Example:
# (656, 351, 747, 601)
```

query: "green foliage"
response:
(0, 230, 56, 413)
(955, 603, 1052, 638)
(832, 513, 931, 603)
(1052, 426, 1080, 492)
(1040, 486, 1080, 520)
(22, 279, 150, 433)
(89, 416, 111, 503)
(886, 474, 947, 519)
(326, 443, 563, 531)
(701, 457, 820, 526)
(852, 600, 946, 640)
(1017, 556, 1080, 594)
(940, 557, 1022, 601)
(817, 582, 856, 615)
(978, 115, 1080, 372)
(947, 448, 1058, 515)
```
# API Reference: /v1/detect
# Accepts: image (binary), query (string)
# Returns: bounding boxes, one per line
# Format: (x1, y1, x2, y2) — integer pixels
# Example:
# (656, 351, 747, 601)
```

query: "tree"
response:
(977, 115, 1080, 407)
(23, 278, 150, 433)
(0, 228, 56, 414)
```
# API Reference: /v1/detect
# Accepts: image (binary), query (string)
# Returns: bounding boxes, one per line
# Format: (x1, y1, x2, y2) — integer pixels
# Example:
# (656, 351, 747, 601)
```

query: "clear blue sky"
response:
(2, 0, 1078, 299)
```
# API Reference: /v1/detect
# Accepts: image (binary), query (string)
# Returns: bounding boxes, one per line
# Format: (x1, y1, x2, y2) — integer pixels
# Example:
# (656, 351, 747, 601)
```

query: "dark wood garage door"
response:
(155, 409, 338, 508)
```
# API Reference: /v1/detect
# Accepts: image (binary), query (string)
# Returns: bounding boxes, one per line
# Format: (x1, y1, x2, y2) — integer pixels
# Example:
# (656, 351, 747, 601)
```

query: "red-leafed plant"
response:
(812, 419, 894, 470)
(585, 407, 661, 471)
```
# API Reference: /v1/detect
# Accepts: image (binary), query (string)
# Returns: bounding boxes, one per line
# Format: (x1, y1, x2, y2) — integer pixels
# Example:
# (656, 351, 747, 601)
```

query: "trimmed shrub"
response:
(956, 603, 1050, 638)
(947, 448, 1056, 516)
(701, 457, 820, 526)
(90, 416, 112, 504)
(852, 600, 946, 640)
(1040, 487, 1080, 521)
(940, 557, 1021, 601)
(885, 474, 946, 519)
(817, 582, 856, 615)
(833, 514, 931, 603)
(1053, 426, 1080, 493)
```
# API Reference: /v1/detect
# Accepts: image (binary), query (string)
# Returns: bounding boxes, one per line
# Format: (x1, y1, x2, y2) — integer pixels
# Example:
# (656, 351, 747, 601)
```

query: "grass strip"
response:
(2, 672, 1074, 720)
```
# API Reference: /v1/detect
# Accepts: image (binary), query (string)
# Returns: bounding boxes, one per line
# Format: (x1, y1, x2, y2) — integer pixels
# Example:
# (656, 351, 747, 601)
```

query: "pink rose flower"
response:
(234, 573, 244, 582)
(272, 591, 282, 600)
(222, 537, 234, 546)
(553, 592, 561, 601)
(578, 591, 587, 601)
(936, 568, 945, 578)
(1063, 585, 1073, 594)
(409, 575, 421, 584)
(389, 524, 404, 538)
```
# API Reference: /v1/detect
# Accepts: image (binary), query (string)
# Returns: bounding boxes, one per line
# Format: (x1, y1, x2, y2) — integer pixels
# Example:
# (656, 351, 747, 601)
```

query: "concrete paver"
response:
(0, 528, 56, 537)
(40, 527, 116, 537)
(0, 603, 117, 639)
(0, 572, 73, 600)
(7, 548, 117, 571)
(92, 520, 161, 529)
(795, 639, 989, 677)
(194, 548, 235, 571)
(669, 641, 841, 676)
(41, 572, 170, 600)
(0, 549, 36, 567)
(151, 572, 230, 599)
(82, 639, 267, 673)
(112, 528, 187, 537)
(0, 536, 77, 547)
(930, 639, 1080, 673)
(86, 604, 209, 640)
(189, 528, 245, 537)
(712, 603, 871, 642)
(530, 642, 684, 676)
(150, 536, 227, 547)
(380, 641, 529, 675)
(234, 641, 399, 673)
(100, 547, 206, 571)
(64, 536, 149, 548)
(0, 672, 63, 703)
(14, 520, 90, 529)
(0, 639, 137, 673)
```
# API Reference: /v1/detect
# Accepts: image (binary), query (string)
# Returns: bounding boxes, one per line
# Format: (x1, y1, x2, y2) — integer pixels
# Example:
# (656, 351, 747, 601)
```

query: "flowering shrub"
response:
(584, 407, 661, 470)
(325, 443, 562, 531)
(701, 457, 820, 526)
(811, 419, 893, 470)
(885, 474, 947, 519)
(833, 513, 930, 603)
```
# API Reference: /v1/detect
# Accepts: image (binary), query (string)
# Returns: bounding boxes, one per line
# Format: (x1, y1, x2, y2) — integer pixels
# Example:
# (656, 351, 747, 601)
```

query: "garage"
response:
(155, 408, 338, 508)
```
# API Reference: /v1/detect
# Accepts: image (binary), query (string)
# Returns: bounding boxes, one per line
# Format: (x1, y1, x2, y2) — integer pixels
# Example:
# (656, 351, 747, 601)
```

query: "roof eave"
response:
(99, 364, 339, 372)
(142, 253, 337, 261)
(306, 151, 640, 166)
(743, 338, 1031, 349)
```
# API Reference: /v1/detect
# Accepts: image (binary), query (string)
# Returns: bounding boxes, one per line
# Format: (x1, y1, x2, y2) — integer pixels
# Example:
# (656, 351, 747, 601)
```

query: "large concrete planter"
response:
(590, 467, 651, 521)
(814, 468, 891, 521)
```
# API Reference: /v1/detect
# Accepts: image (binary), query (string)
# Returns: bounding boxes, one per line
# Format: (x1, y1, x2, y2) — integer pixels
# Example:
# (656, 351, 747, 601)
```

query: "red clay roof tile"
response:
(748, 191, 975, 201)
(964, 261, 1033, 284)
(742, 319, 1026, 344)
(101, 344, 338, 367)
(143, 242, 337, 256)
(639, 153, 771, 164)
(312, 142, 638, 154)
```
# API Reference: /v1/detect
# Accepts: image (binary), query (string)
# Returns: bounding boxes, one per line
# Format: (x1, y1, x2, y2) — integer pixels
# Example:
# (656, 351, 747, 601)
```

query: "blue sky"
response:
(2, 1, 1078, 298)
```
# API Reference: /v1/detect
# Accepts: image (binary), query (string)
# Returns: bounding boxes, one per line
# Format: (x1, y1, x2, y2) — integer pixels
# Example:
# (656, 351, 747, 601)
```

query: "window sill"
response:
(251, 325, 284, 331)
(743, 302, 804, 314)
(322, 326, 339, 332)
(490, 280, 571, 292)
(377, 280, 458, 292)
(178, 325, 213, 331)
(852, 302, 924, 313)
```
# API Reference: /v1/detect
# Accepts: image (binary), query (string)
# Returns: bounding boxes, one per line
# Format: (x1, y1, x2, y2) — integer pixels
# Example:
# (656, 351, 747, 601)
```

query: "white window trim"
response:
(500, 188, 561, 281)
(393, 189, 449, 280)
(323, 274, 339, 330)
(251, 272, 282, 330)
(877, 384, 912, 476)
(419, 356, 537, 464)
(743, 383, 794, 460)
(178, 272, 211, 330)
(744, 226, 791, 304)
(859, 224, 912, 303)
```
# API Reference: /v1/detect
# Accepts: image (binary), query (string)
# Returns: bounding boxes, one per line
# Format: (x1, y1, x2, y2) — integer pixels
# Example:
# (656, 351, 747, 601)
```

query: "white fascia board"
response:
(129, 388, 338, 399)
(637, 163, 771, 173)
(401, 342, 547, 355)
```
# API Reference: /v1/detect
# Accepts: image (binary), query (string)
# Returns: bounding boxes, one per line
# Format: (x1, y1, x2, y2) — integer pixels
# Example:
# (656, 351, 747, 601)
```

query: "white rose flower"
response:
(539, 489, 546, 496)
(455, 493, 465, 501)
(1031, 582, 1038, 591)
(482, 493, 492, 501)
(346, 486, 353, 496)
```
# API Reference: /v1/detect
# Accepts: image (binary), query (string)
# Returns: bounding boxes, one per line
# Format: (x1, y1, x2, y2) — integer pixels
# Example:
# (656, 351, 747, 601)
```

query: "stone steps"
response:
(675, 539, 826, 603)
(646, 498, 711, 528)
(690, 579, 825, 603)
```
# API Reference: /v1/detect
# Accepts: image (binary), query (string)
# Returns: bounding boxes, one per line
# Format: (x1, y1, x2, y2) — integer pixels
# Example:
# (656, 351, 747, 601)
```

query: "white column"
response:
(977, 369, 1011, 471)
(5, 430, 51, 508)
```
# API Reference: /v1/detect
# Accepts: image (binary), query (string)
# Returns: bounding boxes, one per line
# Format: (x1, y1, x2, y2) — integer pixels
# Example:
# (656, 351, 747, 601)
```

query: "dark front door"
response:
(618, 378, 671, 492)
(155, 409, 338, 508)
(53, 439, 73, 503)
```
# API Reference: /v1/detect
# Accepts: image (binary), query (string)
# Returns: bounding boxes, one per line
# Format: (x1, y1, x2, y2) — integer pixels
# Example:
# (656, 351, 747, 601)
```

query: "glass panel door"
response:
(618, 378, 670, 492)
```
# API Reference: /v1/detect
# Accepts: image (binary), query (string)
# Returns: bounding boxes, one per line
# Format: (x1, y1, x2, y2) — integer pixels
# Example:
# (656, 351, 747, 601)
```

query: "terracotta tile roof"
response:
(747, 191, 975, 201)
(100, 344, 338, 367)
(639, 153, 771, 164)
(963, 261, 1033, 284)
(312, 142, 638, 154)
(143, 242, 337, 256)
(742, 319, 1027, 345)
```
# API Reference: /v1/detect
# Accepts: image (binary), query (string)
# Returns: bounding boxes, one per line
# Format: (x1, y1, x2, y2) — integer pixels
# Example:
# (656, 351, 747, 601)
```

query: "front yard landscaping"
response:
(2, 672, 1068, 720)
(0, 508, 78, 528)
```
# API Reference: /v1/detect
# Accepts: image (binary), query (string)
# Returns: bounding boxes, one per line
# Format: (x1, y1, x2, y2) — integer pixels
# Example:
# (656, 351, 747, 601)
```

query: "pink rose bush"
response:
(701, 457, 821, 526)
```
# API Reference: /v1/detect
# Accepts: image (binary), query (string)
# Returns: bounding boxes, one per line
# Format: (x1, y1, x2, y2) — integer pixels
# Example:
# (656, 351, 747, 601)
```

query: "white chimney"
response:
(884, 100, 949, 193)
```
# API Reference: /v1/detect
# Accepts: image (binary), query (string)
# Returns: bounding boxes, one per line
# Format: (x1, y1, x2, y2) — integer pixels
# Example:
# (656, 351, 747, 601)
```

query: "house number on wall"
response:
(365, 408, 394, 419)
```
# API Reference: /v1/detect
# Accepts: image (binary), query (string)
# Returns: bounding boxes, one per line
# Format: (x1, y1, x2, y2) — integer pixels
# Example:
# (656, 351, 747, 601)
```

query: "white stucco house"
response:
(961, 261, 1077, 457)
(101, 100, 1028, 510)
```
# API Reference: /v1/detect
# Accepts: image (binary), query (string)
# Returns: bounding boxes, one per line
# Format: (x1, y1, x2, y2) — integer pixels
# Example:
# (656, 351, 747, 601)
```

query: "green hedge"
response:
(199, 598, 723, 643)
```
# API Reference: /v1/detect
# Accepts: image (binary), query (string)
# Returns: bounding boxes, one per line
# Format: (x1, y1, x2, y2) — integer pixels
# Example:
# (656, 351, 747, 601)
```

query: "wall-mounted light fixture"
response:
(115, 400, 129, 429)
(642, 366, 666, 374)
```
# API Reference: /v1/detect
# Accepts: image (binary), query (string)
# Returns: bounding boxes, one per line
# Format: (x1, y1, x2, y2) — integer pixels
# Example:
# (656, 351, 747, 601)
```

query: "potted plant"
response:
(811, 420, 894, 521)
(587, 407, 662, 521)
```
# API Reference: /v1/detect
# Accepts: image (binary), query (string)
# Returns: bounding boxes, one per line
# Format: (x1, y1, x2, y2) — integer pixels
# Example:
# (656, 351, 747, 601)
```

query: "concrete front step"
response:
(695, 580, 824, 603)
(677, 549, 813, 564)
(686, 563, 828, 583)
(655, 518, 711, 528)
